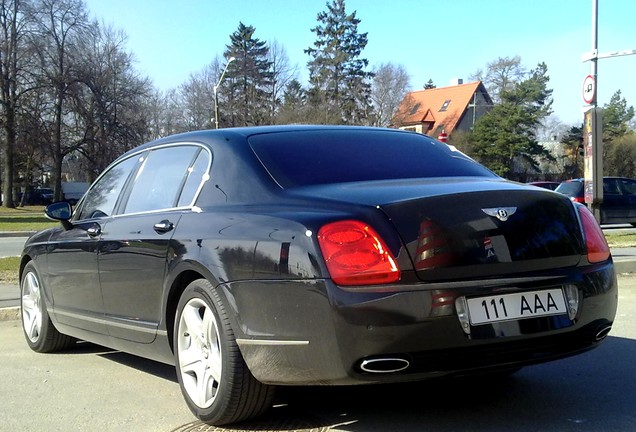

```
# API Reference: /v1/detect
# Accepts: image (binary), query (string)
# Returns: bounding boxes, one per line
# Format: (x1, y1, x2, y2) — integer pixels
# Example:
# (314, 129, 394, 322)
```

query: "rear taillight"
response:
(576, 204, 610, 263)
(571, 196, 585, 204)
(317, 220, 400, 286)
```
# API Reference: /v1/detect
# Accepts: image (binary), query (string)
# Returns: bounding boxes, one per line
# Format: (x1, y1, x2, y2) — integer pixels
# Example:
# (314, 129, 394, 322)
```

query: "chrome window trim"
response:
(73, 142, 212, 222)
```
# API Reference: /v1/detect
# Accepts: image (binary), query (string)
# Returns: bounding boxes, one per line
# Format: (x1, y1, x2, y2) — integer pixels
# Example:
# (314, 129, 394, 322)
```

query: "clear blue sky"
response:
(84, 0, 636, 127)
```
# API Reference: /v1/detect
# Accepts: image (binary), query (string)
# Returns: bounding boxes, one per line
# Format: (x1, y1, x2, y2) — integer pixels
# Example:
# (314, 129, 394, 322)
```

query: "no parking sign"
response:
(582, 75, 596, 105)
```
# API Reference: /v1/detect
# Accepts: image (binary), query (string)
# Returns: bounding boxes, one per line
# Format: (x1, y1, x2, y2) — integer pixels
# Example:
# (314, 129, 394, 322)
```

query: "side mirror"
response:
(45, 201, 73, 229)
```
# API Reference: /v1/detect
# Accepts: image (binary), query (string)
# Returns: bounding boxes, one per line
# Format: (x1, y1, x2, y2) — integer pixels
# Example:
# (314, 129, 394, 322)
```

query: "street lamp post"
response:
(214, 57, 236, 129)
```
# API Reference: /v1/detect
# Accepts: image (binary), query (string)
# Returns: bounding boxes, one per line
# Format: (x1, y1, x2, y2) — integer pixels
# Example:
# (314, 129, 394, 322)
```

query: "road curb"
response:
(0, 231, 35, 238)
(613, 260, 636, 275)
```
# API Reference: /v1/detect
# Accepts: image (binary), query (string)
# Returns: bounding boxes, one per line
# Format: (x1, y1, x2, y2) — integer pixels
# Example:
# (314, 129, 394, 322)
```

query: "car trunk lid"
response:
(293, 178, 586, 282)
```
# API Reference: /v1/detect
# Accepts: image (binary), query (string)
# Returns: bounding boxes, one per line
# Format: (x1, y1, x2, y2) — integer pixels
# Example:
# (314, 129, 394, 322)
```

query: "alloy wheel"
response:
(21, 271, 43, 343)
(177, 298, 223, 409)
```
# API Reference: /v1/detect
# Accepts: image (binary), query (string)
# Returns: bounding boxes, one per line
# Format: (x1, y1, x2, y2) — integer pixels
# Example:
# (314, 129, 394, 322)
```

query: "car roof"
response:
(114, 125, 429, 166)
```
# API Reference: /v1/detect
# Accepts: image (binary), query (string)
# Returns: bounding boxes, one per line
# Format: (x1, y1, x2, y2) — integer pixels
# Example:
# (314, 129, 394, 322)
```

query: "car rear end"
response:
(237, 127, 617, 384)
(312, 180, 616, 381)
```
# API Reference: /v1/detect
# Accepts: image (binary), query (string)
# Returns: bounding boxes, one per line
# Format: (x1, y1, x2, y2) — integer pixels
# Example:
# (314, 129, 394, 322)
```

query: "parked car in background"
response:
(527, 181, 560, 191)
(61, 181, 90, 205)
(20, 187, 54, 205)
(555, 177, 636, 225)
(20, 126, 617, 426)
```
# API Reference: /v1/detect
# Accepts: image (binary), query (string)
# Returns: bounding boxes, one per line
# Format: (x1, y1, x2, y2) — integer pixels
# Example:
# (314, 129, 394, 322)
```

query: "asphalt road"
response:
(1, 275, 635, 432)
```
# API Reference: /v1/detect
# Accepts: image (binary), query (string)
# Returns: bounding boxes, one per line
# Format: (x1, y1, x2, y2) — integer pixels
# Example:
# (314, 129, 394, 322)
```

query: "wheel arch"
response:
(19, 255, 33, 282)
(164, 260, 223, 353)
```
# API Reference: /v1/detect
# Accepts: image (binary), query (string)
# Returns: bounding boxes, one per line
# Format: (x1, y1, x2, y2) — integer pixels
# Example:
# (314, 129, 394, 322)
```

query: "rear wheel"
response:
(21, 261, 75, 352)
(174, 279, 275, 425)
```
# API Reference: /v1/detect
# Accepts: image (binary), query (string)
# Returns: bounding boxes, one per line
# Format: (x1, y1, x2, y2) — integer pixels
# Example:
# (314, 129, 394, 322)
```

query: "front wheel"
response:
(174, 279, 275, 425)
(21, 261, 75, 352)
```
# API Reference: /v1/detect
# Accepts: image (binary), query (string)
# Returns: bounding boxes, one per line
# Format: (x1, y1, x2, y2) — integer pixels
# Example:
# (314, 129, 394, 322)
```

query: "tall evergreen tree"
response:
(600, 90, 635, 165)
(602, 90, 634, 144)
(304, 0, 372, 124)
(277, 79, 307, 124)
(222, 22, 273, 127)
(470, 62, 554, 179)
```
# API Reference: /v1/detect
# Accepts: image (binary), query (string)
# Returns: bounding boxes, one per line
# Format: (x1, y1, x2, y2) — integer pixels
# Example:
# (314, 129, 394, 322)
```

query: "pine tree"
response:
(602, 90, 635, 144)
(222, 22, 273, 127)
(277, 79, 307, 124)
(304, 0, 373, 124)
(470, 62, 554, 179)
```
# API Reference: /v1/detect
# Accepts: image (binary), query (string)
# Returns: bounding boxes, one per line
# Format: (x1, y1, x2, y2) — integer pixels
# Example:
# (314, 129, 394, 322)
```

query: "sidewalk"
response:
(0, 283, 20, 321)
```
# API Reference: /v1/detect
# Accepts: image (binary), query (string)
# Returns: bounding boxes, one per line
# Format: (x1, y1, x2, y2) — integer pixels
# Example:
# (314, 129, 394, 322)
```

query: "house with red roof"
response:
(392, 80, 493, 139)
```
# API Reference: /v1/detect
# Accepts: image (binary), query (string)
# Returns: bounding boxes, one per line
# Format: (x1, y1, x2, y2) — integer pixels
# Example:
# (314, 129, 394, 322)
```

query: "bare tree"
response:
(178, 69, 215, 131)
(370, 62, 410, 127)
(31, 0, 89, 200)
(469, 55, 526, 104)
(267, 39, 297, 123)
(0, 0, 32, 207)
(536, 114, 569, 142)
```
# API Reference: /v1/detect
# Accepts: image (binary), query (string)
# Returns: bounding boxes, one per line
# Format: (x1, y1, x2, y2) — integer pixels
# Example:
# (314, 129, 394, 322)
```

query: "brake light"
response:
(571, 196, 585, 204)
(317, 220, 400, 286)
(577, 204, 610, 263)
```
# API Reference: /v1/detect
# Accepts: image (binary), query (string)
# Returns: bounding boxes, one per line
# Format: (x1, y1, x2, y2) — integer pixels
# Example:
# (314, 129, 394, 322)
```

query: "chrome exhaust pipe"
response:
(359, 357, 410, 374)
(595, 325, 612, 341)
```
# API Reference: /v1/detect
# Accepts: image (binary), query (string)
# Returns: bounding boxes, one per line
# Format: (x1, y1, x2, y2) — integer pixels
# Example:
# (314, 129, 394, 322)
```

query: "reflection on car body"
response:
(19, 125, 617, 426)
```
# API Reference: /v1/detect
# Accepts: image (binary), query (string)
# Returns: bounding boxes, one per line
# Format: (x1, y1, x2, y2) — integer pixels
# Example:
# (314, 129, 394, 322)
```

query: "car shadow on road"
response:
(236, 335, 636, 432)
(98, 350, 178, 383)
(72, 335, 636, 432)
(59, 339, 179, 383)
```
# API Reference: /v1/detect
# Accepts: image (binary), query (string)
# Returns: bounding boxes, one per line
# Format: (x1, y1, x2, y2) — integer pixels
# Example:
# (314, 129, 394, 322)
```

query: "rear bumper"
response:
(227, 262, 618, 385)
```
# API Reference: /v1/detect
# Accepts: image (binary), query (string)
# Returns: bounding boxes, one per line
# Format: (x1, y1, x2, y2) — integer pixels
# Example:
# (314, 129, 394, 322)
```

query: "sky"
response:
(83, 0, 636, 127)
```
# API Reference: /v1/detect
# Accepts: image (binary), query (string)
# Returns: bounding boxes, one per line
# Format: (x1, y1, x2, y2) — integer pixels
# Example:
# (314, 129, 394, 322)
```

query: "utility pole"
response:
(214, 57, 236, 129)
(581, 0, 636, 222)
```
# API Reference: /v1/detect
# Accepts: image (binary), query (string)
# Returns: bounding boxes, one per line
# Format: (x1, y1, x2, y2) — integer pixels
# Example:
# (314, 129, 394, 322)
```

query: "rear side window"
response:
(249, 130, 496, 188)
(178, 150, 211, 207)
(555, 181, 583, 197)
(124, 145, 201, 214)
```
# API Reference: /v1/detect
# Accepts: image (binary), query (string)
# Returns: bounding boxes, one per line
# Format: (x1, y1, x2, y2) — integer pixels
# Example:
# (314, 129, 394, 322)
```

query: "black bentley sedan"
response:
(20, 125, 617, 425)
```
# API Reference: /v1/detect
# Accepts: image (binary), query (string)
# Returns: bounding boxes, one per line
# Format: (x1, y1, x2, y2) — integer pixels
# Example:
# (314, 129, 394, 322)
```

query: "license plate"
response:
(466, 288, 567, 325)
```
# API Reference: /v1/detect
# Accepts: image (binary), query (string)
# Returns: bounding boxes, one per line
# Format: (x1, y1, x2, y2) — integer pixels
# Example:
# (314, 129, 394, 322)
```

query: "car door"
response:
(46, 154, 140, 333)
(98, 144, 211, 343)
(601, 178, 623, 223)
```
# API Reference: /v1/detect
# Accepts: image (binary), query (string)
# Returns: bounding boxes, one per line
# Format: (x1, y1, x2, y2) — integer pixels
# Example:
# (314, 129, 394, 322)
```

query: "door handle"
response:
(153, 220, 174, 234)
(87, 223, 101, 237)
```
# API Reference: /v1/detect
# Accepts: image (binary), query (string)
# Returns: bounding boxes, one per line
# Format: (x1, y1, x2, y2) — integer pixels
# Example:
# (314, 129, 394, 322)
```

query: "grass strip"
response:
(0, 256, 20, 284)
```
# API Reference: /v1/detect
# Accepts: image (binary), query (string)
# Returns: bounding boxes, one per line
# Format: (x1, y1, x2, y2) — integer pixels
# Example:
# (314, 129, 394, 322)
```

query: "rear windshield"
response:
(555, 181, 583, 196)
(249, 129, 496, 188)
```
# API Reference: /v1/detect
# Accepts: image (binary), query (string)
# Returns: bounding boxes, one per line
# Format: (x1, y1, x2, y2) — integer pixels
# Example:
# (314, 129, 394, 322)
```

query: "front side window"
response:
(124, 145, 201, 214)
(74, 155, 140, 220)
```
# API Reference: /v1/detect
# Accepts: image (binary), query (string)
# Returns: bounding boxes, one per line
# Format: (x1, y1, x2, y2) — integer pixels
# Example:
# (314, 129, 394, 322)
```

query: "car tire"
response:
(174, 279, 275, 425)
(21, 261, 75, 352)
